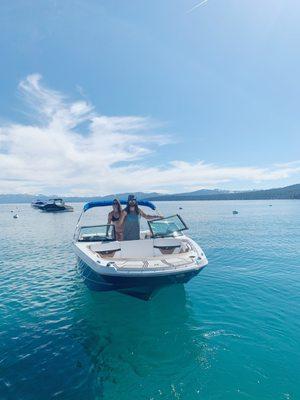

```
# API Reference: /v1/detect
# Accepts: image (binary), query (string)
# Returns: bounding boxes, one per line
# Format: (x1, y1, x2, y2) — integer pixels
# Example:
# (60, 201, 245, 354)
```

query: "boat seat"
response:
(89, 238, 190, 260)
(90, 241, 121, 258)
(120, 239, 154, 258)
(153, 238, 183, 256)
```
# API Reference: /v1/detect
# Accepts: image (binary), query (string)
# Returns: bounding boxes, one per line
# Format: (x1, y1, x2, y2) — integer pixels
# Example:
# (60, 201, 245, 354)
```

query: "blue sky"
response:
(1, 0, 300, 195)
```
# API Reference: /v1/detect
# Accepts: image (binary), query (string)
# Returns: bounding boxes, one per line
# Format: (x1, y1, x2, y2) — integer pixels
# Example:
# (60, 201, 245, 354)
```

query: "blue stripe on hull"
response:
(77, 259, 204, 298)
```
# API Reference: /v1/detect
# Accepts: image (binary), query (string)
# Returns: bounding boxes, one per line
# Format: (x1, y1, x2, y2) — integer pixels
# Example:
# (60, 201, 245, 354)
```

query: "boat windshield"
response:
(54, 199, 64, 205)
(78, 225, 115, 242)
(148, 215, 187, 238)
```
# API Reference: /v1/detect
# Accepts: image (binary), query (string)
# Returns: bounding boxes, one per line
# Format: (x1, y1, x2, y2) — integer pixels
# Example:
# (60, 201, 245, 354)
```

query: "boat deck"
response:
(74, 236, 205, 272)
(97, 252, 197, 271)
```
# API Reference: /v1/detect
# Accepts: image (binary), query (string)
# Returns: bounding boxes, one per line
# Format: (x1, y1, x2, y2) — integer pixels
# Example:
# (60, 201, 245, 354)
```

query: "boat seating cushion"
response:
(98, 249, 120, 258)
(89, 238, 189, 259)
(89, 241, 121, 259)
(90, 241, 121, 252)
(120, 239, 154, 258)
(153, 238, 182, 256)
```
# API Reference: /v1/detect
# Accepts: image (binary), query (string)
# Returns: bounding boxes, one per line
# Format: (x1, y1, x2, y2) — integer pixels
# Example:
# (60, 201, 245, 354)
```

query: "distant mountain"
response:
(146, 184, 300, 201)
(0, 194, 50, 204)
(0, 184, 300, 204)
(0, 192, 162, 204)
(91, 192, 161, 201)
(171, 189, 230, 197)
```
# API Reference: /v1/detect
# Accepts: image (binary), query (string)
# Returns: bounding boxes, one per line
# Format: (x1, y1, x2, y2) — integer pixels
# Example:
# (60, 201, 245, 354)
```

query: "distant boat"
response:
(40, 198, 74, 212)
(179, 207, 183, 210)
(13, 214, 19, 219)
(269, 204, 273, 207)
(232, 210, 238, 215)
(31, 199, 46, 209)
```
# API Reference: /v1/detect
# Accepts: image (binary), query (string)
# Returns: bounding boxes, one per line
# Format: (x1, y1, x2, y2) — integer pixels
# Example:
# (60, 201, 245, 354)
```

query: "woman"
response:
(122, 194, 161, 241)
(107, 198, 124, 241)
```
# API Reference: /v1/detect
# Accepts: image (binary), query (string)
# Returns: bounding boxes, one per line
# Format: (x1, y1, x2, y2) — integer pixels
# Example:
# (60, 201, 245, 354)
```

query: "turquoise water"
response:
(0, 200, 299, 400)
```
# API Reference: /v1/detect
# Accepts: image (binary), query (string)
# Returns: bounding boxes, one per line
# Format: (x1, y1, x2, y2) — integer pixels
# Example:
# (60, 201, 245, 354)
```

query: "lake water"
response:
(0, 200, 299, 400)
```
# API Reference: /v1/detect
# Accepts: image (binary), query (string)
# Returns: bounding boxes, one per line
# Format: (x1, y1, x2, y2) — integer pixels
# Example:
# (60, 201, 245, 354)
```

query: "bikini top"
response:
(111, 213, 120, 222)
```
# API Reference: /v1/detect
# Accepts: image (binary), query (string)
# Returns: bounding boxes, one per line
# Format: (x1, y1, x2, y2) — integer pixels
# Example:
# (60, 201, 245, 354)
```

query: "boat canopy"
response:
(83, 199, 156, 212)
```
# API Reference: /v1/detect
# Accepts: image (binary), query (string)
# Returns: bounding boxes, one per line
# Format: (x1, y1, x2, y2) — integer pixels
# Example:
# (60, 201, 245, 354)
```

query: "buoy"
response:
(232, 210, 238, 215)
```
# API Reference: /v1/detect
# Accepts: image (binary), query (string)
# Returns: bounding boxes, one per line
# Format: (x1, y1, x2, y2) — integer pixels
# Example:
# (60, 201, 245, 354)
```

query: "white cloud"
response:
(0, 74, 299, 195)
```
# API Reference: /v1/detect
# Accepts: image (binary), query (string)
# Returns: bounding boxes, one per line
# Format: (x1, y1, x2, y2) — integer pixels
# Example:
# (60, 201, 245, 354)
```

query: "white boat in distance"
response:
(73, 200, 208, 299)
(40, 198, 74, 212)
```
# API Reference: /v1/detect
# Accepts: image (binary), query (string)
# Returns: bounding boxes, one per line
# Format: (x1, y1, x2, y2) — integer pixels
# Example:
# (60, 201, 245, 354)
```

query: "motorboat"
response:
(31, 199, 46, 209)
(40, 198, 74, 212)
(73, 200, 208, 299)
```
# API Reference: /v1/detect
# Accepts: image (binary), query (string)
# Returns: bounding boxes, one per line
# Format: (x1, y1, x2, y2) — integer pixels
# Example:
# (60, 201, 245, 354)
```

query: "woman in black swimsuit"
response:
(107, 199, 124, 241)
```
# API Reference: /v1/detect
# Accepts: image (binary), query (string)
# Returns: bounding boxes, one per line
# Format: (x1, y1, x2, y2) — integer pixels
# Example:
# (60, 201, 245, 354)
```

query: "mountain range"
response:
(146, 184, 300, 201)
(0, 184, 300, 204)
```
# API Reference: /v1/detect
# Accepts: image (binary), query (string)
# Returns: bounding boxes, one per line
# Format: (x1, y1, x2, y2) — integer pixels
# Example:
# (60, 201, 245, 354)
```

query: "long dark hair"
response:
(124, 198, 140, 214)
(112, 198, 122, 215)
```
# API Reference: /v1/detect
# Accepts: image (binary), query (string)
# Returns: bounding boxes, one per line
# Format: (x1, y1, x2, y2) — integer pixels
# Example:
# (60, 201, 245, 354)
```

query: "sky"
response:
(1, 0, 300, 195)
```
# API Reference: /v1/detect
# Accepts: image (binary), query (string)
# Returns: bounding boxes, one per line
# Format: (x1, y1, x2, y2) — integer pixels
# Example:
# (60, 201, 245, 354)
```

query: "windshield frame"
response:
(78, 224, 116, 242)
(147, 214, 188, 238)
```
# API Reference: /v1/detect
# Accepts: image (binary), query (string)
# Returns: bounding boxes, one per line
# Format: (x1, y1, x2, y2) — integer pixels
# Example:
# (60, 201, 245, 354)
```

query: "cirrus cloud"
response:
(0, 74, 299, 195)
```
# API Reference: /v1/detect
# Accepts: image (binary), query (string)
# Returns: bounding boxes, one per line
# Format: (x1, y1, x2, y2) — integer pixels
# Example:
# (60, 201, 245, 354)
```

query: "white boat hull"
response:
(74, 236, 208, 299)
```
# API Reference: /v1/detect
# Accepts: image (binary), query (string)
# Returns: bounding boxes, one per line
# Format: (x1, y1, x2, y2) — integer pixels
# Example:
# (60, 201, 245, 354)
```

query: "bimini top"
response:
(83, 199, 156, 212)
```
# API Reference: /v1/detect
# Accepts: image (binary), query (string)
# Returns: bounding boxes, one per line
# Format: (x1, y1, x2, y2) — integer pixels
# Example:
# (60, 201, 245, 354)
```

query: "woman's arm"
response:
(119, 210, 127, 224)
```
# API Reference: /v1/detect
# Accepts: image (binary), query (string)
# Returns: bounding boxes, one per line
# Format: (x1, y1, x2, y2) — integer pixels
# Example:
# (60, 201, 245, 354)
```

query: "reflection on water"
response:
(73, 285, 212, 399)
